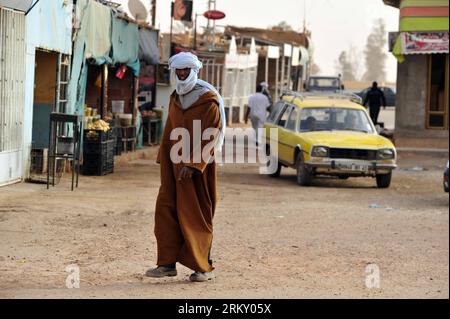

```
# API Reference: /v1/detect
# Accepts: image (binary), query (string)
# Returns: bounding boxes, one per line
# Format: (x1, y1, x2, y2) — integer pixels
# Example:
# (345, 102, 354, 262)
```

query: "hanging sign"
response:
(204, 10, 226, 20)
(401, 32, 449, 55)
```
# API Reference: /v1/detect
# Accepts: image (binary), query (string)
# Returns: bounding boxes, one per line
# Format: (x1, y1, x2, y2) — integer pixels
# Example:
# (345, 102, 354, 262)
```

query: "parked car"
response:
(264, 92, 397, 188)
(357, 86, 396, 107)
(304, 76, 344, 93)
(444, 161, 449, 193)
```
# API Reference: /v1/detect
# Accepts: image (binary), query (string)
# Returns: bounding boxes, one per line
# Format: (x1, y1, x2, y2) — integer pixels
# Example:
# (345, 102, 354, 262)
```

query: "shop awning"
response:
(80, 0, 113, 65)
(299, 46, 310, 66)
(393, 31, 449, 62)
(139, 28, 160, 65)
(111, 15, 140, 76)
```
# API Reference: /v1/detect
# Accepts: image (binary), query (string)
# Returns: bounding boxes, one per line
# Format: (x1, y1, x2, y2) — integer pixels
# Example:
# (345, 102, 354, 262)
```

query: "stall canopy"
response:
(68, 0, 112, 116)
(68, 0, 144, 116)
(139, 28, 160, 65)
(299, 46, 310, 66)
(111, 15, 140, 75)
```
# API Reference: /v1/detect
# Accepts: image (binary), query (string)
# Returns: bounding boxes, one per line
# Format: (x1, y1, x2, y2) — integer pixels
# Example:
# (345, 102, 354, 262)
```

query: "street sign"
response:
(203, 10, 226, 20)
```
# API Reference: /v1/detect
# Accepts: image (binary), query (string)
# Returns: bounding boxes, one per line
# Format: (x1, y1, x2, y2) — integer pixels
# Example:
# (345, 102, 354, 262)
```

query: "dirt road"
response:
(0, 148, 448, 298)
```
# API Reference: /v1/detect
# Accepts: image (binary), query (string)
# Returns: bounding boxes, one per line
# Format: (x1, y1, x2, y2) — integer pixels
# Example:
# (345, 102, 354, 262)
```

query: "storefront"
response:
(0, 5, 26, 186)
(68, 0, 160, 176)
(0, 0, 73, 185)
(385, 0, 449, 147)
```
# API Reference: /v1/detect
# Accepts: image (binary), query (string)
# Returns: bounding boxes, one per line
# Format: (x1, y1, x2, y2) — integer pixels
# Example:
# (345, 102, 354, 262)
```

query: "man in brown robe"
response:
(146, 53, 224, 282)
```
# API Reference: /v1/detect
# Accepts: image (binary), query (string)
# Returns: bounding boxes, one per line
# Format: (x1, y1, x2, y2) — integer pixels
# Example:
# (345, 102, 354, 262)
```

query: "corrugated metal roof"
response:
(0, 0, 32, 12)
(224, 26, 309, 48)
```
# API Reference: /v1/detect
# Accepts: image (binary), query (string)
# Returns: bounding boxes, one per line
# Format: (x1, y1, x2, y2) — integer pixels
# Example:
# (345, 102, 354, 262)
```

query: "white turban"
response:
(168, 52, 227, 151)
(169, 52, 203, 95)
(168, 52, 203, 72)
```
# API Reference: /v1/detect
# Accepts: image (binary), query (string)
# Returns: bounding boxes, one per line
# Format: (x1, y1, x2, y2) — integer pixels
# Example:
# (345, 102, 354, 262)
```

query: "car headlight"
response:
(377, 148, 395, 160)
(311, 146, 329, 158)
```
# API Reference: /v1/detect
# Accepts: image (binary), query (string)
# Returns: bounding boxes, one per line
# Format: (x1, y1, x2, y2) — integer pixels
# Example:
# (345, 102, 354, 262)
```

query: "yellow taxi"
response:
(264, 92, 397, 188)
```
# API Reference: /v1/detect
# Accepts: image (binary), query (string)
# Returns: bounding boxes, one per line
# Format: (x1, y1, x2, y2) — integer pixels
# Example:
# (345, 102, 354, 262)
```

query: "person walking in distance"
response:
(245, 84, 271, 147)
(363, 81, 387, 125)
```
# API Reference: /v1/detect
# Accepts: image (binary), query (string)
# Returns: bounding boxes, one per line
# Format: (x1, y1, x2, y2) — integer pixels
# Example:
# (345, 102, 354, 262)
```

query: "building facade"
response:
(384, 0, 449, 148)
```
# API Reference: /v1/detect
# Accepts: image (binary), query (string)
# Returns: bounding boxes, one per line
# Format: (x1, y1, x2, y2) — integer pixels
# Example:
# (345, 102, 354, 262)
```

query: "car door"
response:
(283, 106, 300, 165)
(275, 104, 294, 164)
(265, 101, 286, 145)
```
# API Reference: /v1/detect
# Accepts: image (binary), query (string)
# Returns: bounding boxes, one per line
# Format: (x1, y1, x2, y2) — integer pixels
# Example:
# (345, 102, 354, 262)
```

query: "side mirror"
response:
(303, 83, 307, 90)
(341, 85, 345, 90)
(375, 125, 382, 135)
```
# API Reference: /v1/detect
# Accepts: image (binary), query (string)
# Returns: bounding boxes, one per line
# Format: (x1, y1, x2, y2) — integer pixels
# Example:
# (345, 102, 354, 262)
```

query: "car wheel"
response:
(376, 172, 392, 189)
(266, 145, 281, 178)
(338, 175, 350, 180)
(296, 155, 313, 186)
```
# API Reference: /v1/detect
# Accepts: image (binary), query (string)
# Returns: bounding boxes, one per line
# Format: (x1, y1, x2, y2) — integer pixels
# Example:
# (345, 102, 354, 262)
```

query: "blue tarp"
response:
(139, 28, 160, 66)
(111, 15, 140, 76)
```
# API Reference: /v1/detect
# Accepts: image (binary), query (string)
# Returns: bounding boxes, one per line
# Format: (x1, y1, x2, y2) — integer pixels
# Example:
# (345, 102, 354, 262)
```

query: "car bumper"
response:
(305, 159, 397, 176)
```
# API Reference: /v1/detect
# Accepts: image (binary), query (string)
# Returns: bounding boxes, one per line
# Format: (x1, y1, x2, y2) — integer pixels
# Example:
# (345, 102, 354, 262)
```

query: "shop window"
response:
(426, 54, 449, 130)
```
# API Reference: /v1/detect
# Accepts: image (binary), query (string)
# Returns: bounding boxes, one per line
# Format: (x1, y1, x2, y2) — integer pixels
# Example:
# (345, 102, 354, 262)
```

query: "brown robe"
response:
(154, 90, 221, 273)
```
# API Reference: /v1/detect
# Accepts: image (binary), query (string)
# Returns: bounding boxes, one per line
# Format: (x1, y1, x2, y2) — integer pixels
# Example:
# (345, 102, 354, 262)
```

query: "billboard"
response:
(172, 0, 193, 22)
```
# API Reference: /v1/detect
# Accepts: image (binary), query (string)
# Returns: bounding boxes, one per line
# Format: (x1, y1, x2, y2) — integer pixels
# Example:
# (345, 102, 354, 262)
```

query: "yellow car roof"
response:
(282, 93, 365, 111)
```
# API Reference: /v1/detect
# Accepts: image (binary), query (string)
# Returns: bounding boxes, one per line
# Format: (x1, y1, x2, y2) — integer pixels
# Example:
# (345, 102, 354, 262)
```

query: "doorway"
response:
(426, 54, 449, 130)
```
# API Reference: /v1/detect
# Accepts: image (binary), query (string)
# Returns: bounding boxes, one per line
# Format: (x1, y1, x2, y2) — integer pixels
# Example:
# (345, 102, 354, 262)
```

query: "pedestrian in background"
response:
(260, 81, 273, 109)
(363, 81, 387, 125)
(245, 84, 271, 146)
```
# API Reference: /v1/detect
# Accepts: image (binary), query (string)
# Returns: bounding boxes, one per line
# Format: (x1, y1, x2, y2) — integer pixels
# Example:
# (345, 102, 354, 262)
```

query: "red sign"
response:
(203, 10, 226, 20)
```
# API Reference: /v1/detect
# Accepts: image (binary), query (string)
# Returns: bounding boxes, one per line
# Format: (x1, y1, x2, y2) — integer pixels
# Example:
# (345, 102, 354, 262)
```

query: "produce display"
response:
(86, 119, 110, 132)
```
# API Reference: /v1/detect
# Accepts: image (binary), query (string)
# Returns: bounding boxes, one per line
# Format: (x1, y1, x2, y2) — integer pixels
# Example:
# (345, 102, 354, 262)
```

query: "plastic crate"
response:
(84, 129, 114, 143)
(84, 139, 115, 154)
(82, 153, 114, 176)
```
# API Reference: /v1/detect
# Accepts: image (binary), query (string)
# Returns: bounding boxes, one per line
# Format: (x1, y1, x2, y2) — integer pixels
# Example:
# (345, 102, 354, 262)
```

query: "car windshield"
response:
(308, 78, 340, 90)
(299, 108, 375, 134)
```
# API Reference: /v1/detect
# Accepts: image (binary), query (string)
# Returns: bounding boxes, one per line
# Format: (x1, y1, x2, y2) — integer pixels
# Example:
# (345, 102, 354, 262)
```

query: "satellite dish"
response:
(127, 0, 150, 22)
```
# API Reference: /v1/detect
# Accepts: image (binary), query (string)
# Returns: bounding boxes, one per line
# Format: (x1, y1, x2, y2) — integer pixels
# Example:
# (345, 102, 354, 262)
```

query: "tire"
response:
(296, 155, 313, 186)
(266, 146, 281, 178)
(339, 175, 350, 180)
(376, 172, 392, 189)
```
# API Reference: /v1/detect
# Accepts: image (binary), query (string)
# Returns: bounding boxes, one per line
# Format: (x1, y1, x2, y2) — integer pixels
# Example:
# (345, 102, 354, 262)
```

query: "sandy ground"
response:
(0, 144, 448, 299)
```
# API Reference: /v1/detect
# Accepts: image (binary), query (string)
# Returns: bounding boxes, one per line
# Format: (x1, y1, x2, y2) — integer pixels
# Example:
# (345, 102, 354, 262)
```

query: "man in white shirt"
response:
(245, 84, 271, 146)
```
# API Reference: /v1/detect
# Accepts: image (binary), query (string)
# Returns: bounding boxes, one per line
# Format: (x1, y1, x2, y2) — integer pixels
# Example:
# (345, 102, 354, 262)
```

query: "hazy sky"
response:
(156, 0, 400, 82)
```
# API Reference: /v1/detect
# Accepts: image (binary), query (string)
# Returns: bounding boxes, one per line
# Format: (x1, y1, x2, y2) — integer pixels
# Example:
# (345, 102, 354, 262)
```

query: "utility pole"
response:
(151, 0, 157, 28)
(206, 0, 217, 50)
(303, 0, 306, 32)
